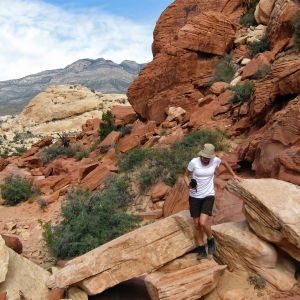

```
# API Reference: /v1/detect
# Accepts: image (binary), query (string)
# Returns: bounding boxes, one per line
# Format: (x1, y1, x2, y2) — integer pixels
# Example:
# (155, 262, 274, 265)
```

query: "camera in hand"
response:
(190, 178, 197, 188)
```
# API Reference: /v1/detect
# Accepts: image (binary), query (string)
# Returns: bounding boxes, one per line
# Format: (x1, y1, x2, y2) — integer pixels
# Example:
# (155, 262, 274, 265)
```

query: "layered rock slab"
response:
(212, 219, 297, 291)
(0, 240, 50, 299)
(47, 210, 198, 295)
(145, 253, 227, 300)
(226, 178, 300, 261)
(0, 236, 9, 283)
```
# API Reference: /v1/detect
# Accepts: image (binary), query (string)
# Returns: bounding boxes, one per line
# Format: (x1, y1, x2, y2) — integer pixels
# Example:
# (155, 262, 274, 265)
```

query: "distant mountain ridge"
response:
(0, 58, 146, 116)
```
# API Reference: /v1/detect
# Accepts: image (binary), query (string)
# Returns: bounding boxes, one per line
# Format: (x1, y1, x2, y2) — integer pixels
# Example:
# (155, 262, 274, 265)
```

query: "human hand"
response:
(233, 175, 243, 182)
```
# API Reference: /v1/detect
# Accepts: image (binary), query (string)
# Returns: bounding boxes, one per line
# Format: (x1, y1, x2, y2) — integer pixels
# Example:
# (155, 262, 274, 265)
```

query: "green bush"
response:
(293, 10, 300, 50)
(118, 125, 132, 137)
(0, 175, 38, 206)
(211, 54, 237, 84)
(99, 111, 116, 141)
(38, 144, 81, 165)
(118, 129, 230, 188)
(251, 64, 271, 79)
(75, 150, 89, 161)
(39, 176, 141, 258)
(248, 36, 270, 57)
(228, 81, 255, 104)
(239, 0, 259, 27)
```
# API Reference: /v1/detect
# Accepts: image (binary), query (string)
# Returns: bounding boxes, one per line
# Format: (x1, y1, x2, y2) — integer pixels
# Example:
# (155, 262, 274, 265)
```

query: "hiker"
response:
(184, 143, 243, 260)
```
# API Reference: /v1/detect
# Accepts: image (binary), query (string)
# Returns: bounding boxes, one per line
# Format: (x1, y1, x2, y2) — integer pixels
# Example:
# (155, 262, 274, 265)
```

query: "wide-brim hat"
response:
(198, 143, 215, 158)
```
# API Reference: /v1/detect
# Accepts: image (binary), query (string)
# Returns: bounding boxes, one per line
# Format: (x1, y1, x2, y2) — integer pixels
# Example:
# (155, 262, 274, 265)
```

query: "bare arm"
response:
(220, 160, 243, 182)
(184, 169, 193, 188)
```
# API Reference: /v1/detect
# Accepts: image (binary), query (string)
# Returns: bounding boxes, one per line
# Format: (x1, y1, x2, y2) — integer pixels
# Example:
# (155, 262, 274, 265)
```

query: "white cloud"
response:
(0, 0, 154, 81)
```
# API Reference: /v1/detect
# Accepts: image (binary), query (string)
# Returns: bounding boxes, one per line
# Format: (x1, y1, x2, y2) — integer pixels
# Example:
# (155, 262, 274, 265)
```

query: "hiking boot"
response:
(207, 237, 216, 255)
(197, 245, 207, 260)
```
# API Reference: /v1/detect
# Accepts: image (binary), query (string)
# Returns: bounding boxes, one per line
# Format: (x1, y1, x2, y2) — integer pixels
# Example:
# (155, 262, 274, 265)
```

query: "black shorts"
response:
(189, 195, 215, 217)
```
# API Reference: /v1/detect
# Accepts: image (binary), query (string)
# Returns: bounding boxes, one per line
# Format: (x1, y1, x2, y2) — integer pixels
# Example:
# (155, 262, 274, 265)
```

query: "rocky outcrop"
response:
(266, 0, 298, 49)
(226, 178, 300, 262)
(249, 59, 300, 126)
(127, 0, 245, 123)
(238, 94, 300, 180)
(4, 84, 129, 135)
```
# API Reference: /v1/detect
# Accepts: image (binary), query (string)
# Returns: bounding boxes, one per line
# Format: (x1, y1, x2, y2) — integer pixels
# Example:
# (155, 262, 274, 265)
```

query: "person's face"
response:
(200, 156, 210, 164)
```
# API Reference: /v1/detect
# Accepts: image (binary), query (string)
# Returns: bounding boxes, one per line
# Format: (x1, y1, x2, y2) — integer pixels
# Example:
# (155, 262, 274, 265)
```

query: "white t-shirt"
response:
(187, 156, 221, 198)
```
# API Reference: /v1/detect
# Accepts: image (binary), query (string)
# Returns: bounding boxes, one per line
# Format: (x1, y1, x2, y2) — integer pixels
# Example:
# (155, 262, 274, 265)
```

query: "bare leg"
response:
(193, 217, 204, 245)
(199, 213, 212, 239)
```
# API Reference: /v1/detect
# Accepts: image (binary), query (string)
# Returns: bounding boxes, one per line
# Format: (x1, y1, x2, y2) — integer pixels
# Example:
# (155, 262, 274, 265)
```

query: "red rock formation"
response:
(0, 158, 9, 172)
(266, 0, 298, 50)
(127, 0, 246, 123)
(1, 234, 22, 254)
(111, 105, 138, 126)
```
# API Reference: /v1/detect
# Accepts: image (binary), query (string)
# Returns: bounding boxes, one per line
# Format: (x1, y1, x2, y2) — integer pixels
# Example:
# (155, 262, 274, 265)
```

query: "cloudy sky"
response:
(0, 0, 173, 81)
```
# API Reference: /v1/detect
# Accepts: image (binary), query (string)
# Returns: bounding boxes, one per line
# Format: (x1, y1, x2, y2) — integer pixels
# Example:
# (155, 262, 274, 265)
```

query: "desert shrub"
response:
(38, 144, 81, 165)
(211, 54, 237, 84)
(75, 150, 89, 161)
(118, 148, 154, 173)
(118, 125, 132, 137)
(251, 64, 271, 79)
(36, 197, 48, 211)
(139, 167, 156, 190)
(228, 81, 255, 104)
(118, 129, 230, 188)
(239, 0, 259, 27)
(0, 149, 9, 159)
(39, 177, 141, 258)
(248, 36, 270, 57)
(99, 110, 116, 141)
(293, 10, 300, 50)
(248, 274, 266, 289)
(14, 146, 27, 154)
(0, 175, 38, 206)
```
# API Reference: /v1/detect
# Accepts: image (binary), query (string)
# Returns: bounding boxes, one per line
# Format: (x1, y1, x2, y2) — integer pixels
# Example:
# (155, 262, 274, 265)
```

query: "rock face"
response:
(226, 178, 300, 262)
(0, 58, 145, 116)
(47, 210, 198, 295)
(127, 0, 245, 123)
(238, 94, 300, 181)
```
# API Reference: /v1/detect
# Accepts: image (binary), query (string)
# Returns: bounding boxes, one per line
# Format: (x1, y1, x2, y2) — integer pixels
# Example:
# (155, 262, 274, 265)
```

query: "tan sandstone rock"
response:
(226, 178, 300, 262)
(47, 210, 197, 294)
(0, 245, 50, 299)
(0, 236, 9, 284)
(145, 253, 227, 300)
(213, 219, 297, 291)
(254, 0, 276, 25)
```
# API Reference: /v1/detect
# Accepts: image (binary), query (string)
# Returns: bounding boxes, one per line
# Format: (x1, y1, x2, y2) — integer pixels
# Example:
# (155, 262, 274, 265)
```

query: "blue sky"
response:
(0, 0, 173, 81)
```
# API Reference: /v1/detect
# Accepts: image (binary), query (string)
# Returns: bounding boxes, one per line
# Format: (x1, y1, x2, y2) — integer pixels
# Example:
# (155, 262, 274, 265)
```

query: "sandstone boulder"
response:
(226, 178, 300, 262)
(254, 0, 276, 25)
(145, 253, 227, 300)
(0, 236, 9, 284)
(111, 105, 138, 127)
(0, 243, 50, 299)
(266, 0, 298, 50)
(47, 210, 197, 295)
(213, 219, 297, 291)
